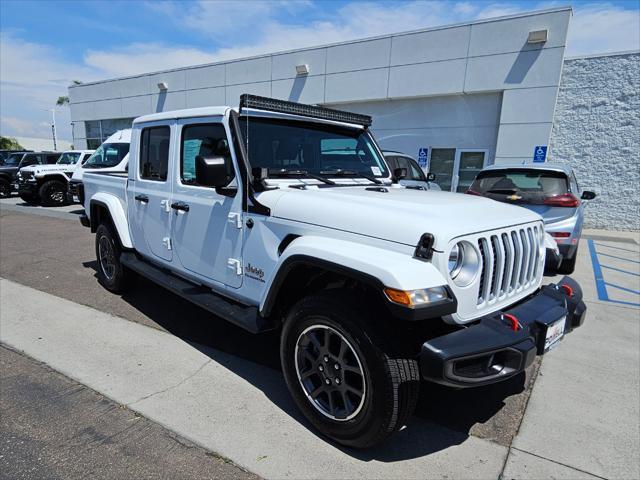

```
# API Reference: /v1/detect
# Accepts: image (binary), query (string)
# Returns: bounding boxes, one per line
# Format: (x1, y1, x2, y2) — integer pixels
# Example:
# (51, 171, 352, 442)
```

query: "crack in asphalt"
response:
(126, 359, 212, 407)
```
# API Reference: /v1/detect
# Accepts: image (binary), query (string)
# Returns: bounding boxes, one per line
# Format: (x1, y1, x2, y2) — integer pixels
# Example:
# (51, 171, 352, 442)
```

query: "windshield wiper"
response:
(268, 169, 336, 185)
(319, 169, 382, 185)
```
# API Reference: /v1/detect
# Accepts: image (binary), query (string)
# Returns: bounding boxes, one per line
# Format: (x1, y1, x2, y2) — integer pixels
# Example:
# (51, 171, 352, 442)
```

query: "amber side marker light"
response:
(383, 286, 448, 308)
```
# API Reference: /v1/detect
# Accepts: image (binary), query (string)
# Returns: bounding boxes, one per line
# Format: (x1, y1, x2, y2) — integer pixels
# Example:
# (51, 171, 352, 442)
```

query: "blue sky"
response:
(1, 0, 639, 142)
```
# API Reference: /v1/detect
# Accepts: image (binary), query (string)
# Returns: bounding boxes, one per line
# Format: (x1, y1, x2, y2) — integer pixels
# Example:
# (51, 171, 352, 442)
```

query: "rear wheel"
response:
(281, 291, 420, 448)
(95, 223, 132, 293)
(39, 180, 68, 206)
(0, 178, 11, 198)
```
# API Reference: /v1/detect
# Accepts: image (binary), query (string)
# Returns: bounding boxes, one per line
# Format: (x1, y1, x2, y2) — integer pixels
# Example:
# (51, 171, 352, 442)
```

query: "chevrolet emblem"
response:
(506, 194, 522, 200)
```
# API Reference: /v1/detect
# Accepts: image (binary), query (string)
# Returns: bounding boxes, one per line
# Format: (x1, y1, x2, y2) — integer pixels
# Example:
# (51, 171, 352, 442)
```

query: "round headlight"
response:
(448, 241, 480, 287)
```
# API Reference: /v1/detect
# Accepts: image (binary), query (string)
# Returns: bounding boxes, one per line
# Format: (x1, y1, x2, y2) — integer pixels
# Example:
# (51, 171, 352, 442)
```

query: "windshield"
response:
(83, 143, 130, 168)
(57, 152, 81, 165)
(469, 169, 569, 204)
(3, 153, 23, 166)
(239, 117, 389, 179)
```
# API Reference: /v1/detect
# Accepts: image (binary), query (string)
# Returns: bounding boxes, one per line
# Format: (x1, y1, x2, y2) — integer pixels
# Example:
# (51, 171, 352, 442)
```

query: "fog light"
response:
(384, 286, 448, 308)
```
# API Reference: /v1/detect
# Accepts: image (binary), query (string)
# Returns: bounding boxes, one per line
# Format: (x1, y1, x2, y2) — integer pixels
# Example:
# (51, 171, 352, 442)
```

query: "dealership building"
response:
(68, 7, 639, 230)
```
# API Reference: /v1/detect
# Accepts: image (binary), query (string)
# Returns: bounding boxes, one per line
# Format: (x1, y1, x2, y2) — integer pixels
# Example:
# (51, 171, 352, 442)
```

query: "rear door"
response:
(130, 123, 174, 263)
(170, 117, 244, 288)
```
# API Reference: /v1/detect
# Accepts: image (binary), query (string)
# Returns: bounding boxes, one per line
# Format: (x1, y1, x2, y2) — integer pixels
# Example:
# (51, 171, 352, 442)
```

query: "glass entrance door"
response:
(456, 150, 487, 193)
(428, 148, 456, 192)
(428, 148, 488, 192)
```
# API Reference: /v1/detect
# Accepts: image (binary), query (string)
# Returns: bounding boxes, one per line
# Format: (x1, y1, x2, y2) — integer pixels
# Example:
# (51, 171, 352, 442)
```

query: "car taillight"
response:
(466, 189, 482, 196)
(543, 193, 580, 207)
(550, 232, 571, 238)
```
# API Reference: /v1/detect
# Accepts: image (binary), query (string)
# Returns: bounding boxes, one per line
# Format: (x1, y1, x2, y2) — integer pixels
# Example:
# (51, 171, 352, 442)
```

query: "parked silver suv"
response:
(467, 164, 596, 273)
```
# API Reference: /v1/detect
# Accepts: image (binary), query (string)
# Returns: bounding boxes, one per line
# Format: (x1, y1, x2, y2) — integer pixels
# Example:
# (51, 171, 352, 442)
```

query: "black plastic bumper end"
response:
(420, 276, 586, 388)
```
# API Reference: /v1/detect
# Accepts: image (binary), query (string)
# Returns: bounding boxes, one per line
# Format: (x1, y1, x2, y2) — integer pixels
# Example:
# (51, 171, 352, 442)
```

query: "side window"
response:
(46, 154, 60, 164)
(385, 156, 398, 172)
(406, 158, 426, 181)
(139, 126, 170, 181)
(22, 154, 39, 166)
(180, 123, 234, 187)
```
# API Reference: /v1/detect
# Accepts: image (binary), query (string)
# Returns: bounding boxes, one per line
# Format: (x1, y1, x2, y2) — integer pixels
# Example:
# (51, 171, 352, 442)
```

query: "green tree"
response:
(0, 136, 24, 150)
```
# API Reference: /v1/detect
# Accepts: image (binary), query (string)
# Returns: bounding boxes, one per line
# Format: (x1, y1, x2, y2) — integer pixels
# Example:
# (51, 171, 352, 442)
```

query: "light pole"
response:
(49, 108, 58, 151)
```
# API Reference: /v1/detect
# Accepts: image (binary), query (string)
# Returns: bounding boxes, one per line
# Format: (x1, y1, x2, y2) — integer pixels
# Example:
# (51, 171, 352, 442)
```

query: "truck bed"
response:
(83, 171, 128, 213)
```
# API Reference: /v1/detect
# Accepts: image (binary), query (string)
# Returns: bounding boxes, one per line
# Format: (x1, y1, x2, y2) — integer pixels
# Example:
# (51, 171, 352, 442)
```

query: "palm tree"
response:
(56, 80, 83, 106)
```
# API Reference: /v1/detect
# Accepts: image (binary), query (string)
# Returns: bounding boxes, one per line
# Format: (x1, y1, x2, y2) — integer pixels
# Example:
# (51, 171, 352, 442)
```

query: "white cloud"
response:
(84, 43, 219, 77)
(567, 4, 640, 56)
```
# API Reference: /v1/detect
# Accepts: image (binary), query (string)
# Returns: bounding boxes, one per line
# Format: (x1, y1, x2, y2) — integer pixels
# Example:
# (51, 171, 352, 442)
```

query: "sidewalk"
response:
(1, 275, 638, 479)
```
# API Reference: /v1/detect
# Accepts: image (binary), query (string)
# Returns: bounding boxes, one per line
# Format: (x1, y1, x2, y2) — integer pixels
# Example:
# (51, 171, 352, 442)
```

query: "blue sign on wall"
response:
(533, 145, 547, 163)
(418, 147, 428, 168)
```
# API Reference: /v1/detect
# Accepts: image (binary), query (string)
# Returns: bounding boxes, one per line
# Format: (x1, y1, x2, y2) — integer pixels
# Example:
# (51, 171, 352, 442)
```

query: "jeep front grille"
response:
(477, 225, 542, 305)
(20, 171, 34, 181)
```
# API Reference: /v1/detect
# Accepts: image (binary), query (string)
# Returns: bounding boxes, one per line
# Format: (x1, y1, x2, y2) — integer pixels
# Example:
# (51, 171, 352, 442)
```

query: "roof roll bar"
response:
(238, 94, 372, 128)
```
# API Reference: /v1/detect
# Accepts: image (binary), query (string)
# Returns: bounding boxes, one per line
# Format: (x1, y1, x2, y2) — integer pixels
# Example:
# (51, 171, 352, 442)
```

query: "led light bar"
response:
(239, 94, 373, 127)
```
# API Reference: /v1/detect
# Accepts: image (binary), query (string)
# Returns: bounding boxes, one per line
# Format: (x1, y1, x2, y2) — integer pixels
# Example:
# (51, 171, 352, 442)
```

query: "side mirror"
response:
(581, 190, 596, 200)
(195, 155, 233, 188)
(426, 172, 436, 182)
(393, 167, 407, 180)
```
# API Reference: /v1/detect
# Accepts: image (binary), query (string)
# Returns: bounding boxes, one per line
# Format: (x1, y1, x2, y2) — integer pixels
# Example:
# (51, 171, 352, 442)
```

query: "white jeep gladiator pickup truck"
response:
(81, 95, 587, 448)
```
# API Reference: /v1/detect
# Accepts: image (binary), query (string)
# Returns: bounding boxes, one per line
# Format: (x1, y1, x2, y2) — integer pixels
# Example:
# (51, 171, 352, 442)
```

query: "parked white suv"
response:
(17, 150, 94, 206)
(81, 95, 587, 448)
(68, 129, 130, 204)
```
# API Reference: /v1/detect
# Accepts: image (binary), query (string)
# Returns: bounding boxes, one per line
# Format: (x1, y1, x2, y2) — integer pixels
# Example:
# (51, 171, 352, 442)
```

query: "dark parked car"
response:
(467, 164, 596, 273)
(0, 151, 60, 198)
(0, 149, 32, 165)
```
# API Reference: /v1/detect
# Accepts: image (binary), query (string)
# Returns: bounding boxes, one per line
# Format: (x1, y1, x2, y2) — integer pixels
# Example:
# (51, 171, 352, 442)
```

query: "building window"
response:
(139, 126, 170, 181)
(83, 118, 134, 148)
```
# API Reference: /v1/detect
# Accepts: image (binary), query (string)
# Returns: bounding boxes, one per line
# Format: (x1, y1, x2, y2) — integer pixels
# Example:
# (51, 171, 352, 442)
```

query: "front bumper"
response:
(420, 276, 586, 387)
(67, 179, 84, 204)
(16, 180, 38, 195)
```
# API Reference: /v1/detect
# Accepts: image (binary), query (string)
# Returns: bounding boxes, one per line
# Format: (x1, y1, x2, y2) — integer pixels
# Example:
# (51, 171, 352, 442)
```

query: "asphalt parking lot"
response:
(1, 198, 638, 479)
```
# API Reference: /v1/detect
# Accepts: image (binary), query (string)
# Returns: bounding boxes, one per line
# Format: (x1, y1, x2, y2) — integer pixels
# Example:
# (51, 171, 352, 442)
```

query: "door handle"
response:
(134, 194, 149, 203)
(170, 201, 190, 212)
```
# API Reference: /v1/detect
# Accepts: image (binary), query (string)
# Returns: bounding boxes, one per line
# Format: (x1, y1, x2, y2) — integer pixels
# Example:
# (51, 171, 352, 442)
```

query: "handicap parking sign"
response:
(533, 146, 547, 163)
(418, 147, 428, 168)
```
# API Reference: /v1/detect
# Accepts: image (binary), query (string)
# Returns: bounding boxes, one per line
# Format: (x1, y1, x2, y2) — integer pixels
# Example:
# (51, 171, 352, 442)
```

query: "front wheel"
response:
(95, 223, 132, 293)
(39, 180, 68, 206)
(0, 178, 11, 198)
(280, 291, 420, 448)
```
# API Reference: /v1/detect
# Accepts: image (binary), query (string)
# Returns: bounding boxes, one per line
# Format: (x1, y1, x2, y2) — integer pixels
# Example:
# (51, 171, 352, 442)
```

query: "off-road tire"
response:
(0, 178, 11, 198)
(19, 193, 38, 204)
(558, 247, 578, 274)
(280, 290, 420, 448)
(39, 179, 68, 207)
(95, 222, 132, 293)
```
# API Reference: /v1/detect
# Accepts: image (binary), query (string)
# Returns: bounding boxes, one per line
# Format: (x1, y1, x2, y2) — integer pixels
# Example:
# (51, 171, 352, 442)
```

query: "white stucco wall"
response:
(549, 51, 640, 231)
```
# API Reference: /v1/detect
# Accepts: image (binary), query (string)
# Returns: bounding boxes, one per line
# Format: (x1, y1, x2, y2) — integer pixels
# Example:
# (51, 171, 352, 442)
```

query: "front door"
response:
(131, 124, 173, 262)
(170, 118, 244, 288)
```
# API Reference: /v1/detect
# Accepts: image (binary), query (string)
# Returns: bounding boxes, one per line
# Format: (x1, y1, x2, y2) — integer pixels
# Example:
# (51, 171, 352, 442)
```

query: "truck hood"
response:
(261, 186, 542, 250)
(22, 164, 77, 175)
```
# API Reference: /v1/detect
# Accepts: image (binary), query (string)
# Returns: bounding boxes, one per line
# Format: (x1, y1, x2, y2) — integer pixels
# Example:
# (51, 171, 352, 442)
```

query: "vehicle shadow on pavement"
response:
(84, 263, 528, 461)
